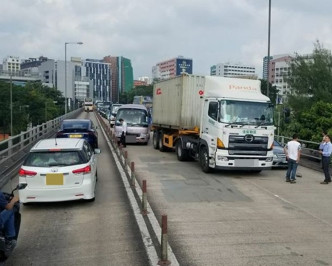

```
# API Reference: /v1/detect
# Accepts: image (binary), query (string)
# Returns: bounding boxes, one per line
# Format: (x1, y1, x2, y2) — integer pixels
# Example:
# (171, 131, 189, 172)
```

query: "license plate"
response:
(69, 134, 82, 138)
(46, 173, 64, 185)
(235, 159, 256, 167)
(126, 135, 137, 143)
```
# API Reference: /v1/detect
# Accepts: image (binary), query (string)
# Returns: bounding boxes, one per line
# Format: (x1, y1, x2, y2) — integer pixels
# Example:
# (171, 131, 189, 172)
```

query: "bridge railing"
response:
(275, 135, 321, 162)
(0, 108, 82, 187)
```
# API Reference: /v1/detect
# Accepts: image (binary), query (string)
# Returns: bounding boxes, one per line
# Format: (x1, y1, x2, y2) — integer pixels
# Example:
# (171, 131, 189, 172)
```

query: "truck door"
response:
(201, 100, 219, 150)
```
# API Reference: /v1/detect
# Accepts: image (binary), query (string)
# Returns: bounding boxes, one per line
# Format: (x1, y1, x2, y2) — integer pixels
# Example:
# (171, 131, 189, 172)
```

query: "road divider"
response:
(95, 111, 179, 266)
(142, 180, 148, 215)
(158, 214, 171, 266)
(130, 162, 136, 188)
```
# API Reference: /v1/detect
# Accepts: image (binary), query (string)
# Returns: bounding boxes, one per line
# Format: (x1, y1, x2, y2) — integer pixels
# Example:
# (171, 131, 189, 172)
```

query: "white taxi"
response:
(18, 138, 100, 203)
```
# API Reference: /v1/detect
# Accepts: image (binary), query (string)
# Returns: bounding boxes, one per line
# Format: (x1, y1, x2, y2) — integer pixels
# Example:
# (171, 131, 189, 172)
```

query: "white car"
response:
(18, 138, 100, 203)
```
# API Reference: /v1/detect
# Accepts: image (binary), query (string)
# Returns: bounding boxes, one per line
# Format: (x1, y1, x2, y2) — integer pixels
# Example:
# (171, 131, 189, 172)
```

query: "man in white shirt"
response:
(119, 118, 127, 148)
(284, 134, 301, 183)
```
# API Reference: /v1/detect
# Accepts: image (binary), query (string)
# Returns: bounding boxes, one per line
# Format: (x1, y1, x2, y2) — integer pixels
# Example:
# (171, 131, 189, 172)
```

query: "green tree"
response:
(260, 79, 278, 105)
(120, 85, 153, 104)
(277, 41, 332, 140)
(287, 40, 332, 114)
(295, 101, 332, 142)
(0, 81, 65, 135)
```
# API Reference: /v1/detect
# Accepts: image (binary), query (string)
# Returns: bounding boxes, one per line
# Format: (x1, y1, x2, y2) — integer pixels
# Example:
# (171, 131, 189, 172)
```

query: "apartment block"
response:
(3, 56, 20, 73)
(210, 62, 256, 78)
(84, 59, 111, 102)
(267, 54, 293, 103)
(152, 56, 193, 80)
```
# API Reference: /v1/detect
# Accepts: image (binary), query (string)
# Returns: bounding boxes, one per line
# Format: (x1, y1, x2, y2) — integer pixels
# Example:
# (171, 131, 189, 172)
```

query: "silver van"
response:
(114, 104, 150, 145)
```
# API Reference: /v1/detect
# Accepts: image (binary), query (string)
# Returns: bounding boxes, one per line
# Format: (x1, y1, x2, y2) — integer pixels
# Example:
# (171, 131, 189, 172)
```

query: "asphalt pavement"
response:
(5, 111, 150, 266)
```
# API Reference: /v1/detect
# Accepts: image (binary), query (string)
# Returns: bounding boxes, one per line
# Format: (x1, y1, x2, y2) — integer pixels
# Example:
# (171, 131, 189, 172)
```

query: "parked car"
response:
(273, 140, 288, 168)
(56, 119, 98, 149)
(18, 138, 100, 203)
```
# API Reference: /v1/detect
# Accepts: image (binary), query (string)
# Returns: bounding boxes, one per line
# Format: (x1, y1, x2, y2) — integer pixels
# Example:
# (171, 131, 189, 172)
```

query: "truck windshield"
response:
(116, 108, 149, 127)
(219, 100, 274, 125)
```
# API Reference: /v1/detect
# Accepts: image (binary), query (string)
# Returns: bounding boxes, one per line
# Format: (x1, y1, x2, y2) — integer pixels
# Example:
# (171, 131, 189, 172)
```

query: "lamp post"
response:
(266, 0, 272, 98)
(65, 41, 83, 114)
(10, 74, 12, 137)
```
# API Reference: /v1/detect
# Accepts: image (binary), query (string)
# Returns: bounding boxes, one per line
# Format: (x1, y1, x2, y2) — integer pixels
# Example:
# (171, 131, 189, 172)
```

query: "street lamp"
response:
(10, 74, 12, 137)
(266, 0, 272, 97)
(65, 41, 83, 114)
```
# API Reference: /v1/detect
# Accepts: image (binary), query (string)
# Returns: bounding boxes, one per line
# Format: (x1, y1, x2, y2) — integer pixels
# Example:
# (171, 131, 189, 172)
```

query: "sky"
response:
(1, 0, 332, 79)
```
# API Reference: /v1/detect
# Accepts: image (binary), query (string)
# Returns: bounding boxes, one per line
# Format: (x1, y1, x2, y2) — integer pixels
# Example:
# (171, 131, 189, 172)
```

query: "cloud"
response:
(1, 0, 332, 79)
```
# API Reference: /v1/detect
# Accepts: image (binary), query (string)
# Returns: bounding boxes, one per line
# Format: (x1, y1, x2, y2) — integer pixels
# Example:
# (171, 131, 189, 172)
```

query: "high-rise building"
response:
(103, 56, 133, 103)
(3, 56, 20, 73)
(262, 56, 273, 80)
(267, 54, 293, 103)
(84, 59, 111, 102)
(210, 62, 256, 78)
(39, 58, 92, 109)
(152, 56, 193, 80)
(210, 65, 216, 76)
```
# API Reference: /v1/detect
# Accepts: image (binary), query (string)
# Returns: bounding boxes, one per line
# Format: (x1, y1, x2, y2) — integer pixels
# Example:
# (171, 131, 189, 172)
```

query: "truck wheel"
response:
(199, 146, 211, 173)
(159, 132, 166, 152)
(176, 141, 188, 161)
(153, 131, 159, 149)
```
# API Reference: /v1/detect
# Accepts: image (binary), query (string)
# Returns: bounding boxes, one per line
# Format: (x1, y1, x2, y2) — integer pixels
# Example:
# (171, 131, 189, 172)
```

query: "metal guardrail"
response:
(275, 135, 321, 162)
(0, 108, 83, 188)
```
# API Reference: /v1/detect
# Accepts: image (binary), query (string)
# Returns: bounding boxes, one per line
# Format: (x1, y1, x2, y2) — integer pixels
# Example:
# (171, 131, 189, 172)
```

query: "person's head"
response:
(325, 135, 331, 142)
(292, 133, 298, 140)
(119, 118, 124, 123)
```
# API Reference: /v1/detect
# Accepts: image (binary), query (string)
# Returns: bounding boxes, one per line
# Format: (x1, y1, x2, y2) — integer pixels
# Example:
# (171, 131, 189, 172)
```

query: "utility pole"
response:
(10, 74, 13, 137)
(267, 0, 272, 98)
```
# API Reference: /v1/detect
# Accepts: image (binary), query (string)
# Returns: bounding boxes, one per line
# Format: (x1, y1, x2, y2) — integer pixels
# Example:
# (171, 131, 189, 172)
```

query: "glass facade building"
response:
(84, 59, 111, 102)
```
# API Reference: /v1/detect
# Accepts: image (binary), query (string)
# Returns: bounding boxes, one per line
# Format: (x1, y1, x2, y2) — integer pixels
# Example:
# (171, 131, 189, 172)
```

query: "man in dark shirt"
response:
(0, 191, 19, 256)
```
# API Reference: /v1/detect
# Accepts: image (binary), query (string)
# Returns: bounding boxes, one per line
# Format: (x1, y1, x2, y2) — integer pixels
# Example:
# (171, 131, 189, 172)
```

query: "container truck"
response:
(152, 74, 275, 173)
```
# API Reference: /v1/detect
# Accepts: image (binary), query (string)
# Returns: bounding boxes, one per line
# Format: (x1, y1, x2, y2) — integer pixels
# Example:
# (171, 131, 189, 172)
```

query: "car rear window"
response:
(62, 121, 90, 130)
(24, 151, 86, 167)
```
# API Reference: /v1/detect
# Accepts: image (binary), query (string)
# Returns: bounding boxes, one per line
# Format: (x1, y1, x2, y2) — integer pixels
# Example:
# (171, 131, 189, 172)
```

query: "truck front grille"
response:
(228, 135, 269, 156)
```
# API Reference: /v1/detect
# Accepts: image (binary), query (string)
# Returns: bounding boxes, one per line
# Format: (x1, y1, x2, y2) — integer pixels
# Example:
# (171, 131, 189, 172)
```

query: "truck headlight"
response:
(266, 157, 273, 162)
(217, 156, 228, 161)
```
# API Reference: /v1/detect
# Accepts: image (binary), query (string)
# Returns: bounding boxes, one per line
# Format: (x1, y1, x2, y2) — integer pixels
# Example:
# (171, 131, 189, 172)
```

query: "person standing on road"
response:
(284, 134, 301, 183)
(118, 118, 127, 148)
(319, 134, 332, 184)
(319, 131, 327, 169)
